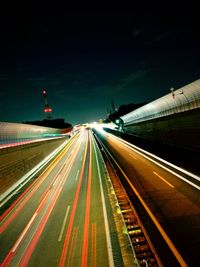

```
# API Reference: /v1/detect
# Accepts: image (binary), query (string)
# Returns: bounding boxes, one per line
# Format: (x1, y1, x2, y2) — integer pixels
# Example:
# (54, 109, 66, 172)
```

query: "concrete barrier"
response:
(0, 137, 69, 195)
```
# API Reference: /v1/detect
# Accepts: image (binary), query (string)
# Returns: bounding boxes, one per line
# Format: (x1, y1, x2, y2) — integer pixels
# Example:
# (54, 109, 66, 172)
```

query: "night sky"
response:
(0, 7, 200, 125)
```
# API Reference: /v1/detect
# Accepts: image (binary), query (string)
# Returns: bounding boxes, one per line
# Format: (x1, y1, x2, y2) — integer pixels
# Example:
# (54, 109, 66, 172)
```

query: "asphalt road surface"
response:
(94, 126, 200, 267)
(0, 129, 125, 267)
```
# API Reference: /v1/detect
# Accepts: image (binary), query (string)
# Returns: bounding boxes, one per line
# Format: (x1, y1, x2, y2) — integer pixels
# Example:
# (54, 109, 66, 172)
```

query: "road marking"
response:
(12, 213, 37, 252)
(111, 134, 200, 189)
(58, 206, 71, 242)
(59, 135, 89, 267)
(53, 178, 59, 187)
(75, 170, 80, 181)
(80, 155, 83, 161)
(18, 187, 63, 266)
(129, 153, 137, 160)
(153, 172, 174, 188)
(0, 137, 73, 208)
(1, 139, 82, 267)
(92, 136, 115, 267)
(99, 139, 187, 267)
(18, 144, 82, 267)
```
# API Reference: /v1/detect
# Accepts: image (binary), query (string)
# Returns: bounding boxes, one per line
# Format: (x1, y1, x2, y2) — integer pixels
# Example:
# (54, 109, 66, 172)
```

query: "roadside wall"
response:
(0, 137, 69, 194)
(123, 109, 200, 151)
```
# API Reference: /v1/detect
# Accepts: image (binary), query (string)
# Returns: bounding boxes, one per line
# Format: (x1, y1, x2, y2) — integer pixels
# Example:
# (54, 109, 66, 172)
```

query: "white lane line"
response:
(53, 175, 60, 187)
(129, 153, 137, 160)
(111, 135, 200, 191)
(92, 136, 114, 267)
(58, 205, 71, 242)
(99, 136, 187, 267)
(80, 155, 83, 162)
(12, 213, 37, 252)
(75, 170, 80, 181)
(112, 134, 200, 181)
(153, 172, 174, 188)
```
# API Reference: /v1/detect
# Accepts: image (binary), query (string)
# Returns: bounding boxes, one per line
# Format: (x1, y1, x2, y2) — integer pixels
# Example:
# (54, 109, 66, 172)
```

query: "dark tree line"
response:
(23, 118, 72, 129)
(104, 102, 147, 123)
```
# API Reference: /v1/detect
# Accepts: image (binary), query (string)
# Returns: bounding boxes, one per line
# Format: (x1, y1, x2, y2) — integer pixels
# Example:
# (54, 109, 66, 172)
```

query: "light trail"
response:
(109, 133, 200, 190)
(92, 134, 115, 267)
(18, 186, 63, 266)
(0, 160, 66, 233)
(11, 213, 38, 253)
(0, 134, 82, 266)
(0, 135, 78, 223)
(98, 136, 188, 267)
(0, 134, 79, 207)
(17, 137, 82, 267)
(81, 131, 92, 267)
(59, 133, 88, 267)
(91, 223, 97, 267)
(58, 206, 71, 242)
(67, 227, 78, 267)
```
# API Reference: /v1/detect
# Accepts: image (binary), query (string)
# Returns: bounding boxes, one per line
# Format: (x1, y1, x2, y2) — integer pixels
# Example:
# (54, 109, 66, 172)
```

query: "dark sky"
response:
(0, 7, 200, 125)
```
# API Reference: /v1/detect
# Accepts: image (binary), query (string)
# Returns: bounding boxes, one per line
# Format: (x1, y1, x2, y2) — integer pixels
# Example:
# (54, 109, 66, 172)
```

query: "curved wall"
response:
(0, 122, 63, 144)
(121, 79, 200, 125)
(121, 79, 200, 151)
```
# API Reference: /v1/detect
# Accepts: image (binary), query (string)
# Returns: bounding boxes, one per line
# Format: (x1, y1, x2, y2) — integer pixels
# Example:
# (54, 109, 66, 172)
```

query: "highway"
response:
(93, 125, 200, 267)
(0, 129, 125, 267)
(1, 125, 200, 266)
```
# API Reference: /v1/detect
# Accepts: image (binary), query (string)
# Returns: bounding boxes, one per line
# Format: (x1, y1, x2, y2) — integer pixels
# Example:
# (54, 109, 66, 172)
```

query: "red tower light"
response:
(42, 88, 53, 118)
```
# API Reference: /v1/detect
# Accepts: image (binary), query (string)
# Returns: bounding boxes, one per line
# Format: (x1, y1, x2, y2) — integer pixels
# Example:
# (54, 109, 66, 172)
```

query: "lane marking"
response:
(59, 132, 89, 267)
(18, 187, 63, 267)
(0, 142, 72, 230)
(111, 135, 200, 190)
(129, 153, 137, 160)
(53, 179, 59, 187)
(1, 137, 83, 267)
(0, 137, 74, 208)
(98, 138, 188, 267)
(12, 213, 37, 253)
(153, 172, 174, 188)
(58, 206, 71, 242)
(17, 139, 83, 267)
(75, 170, 80, 181)
(92, 135, 115, 267)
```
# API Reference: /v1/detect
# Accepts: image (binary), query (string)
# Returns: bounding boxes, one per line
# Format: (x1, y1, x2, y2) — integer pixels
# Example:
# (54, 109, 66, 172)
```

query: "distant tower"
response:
(42, 88, 53, 119)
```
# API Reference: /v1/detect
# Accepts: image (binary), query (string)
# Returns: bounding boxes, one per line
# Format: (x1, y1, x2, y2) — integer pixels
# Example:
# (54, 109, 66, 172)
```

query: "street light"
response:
(115, 118, 124, 131)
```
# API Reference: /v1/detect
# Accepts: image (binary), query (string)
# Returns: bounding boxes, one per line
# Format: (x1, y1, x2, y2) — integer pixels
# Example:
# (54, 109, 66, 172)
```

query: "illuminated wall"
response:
(120, 79, 200, 150)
